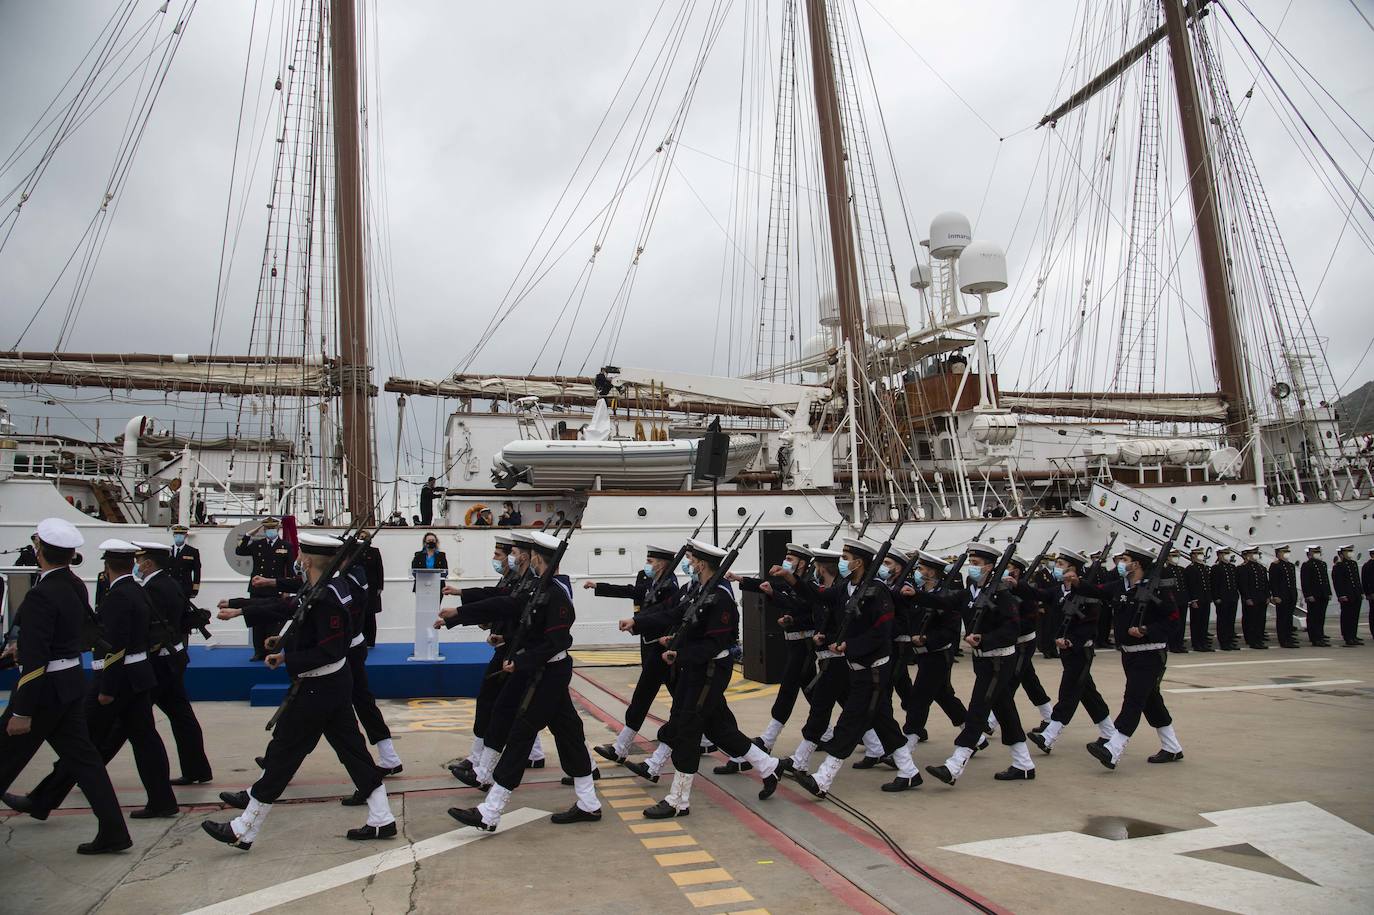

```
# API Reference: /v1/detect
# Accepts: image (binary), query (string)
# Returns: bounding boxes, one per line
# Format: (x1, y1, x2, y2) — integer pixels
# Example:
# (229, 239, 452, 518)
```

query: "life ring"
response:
(464, 503, 489, 526)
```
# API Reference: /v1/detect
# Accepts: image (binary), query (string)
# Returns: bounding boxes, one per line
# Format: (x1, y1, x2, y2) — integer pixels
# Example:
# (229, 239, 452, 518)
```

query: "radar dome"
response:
(929, 211, 972, 260)
(818, 291, 840, 328)
(865, 293, 907, 340)
(958, 240, 1008, 294)
(909, 263, 932, 289)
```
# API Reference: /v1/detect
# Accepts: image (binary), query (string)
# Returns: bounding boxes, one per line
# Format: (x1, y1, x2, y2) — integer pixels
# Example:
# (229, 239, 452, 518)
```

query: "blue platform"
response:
(0, 642, 494, 702)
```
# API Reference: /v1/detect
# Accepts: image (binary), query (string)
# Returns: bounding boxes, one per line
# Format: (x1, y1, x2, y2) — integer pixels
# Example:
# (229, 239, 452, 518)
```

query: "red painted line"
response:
(575, 670, 1009, 915)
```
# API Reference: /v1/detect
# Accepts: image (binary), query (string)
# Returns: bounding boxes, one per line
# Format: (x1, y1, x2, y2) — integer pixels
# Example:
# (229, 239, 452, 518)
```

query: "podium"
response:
(409, 568, 447, 662)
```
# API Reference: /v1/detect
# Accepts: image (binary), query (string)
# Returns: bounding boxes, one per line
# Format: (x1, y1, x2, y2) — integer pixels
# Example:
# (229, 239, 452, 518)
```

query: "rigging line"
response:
(1347, 0, 1374, 34)
(672, 160, 764, 277)
(674, 140, 826, 195)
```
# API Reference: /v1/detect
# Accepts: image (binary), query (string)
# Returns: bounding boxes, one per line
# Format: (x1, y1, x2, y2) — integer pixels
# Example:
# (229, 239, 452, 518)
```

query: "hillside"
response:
(1337, 379, 1374, 438)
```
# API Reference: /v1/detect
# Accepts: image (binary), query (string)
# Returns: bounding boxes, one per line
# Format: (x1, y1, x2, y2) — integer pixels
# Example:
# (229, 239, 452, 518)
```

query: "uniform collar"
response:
(142, 568, 163, 584)
(110, 573, 134, 588)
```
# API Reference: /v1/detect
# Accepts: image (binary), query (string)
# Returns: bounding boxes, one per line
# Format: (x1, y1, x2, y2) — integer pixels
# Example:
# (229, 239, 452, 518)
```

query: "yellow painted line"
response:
(600, 787, 650, 798)
(686, 887, 755, 908)
(629, 821, 683, 835)
(655, 850, 715, 867)
(609, 798, 650, 809)
(617, 811, 645, 820)
(641, 835, 698, 850)
(729, 910, 771, 915)
(595, 777, 638, 786)
(671, 867, 734, 887)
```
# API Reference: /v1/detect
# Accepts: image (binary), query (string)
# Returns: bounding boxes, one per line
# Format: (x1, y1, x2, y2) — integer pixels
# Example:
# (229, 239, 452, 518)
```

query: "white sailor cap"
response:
(132, 540, 172, 554)
(1339, 543, 1355, 551)
(1055, 548, 1088, 569)
(645, 544, 676, 560)
(966, 541, 1000, 561)
(1115, 541, 1154, 563)
(784, 543, 814, 560)
(810, 547, 843, 563)
(1242, 546, 1260, 556)
(299, 533, 344, 555)
(527, 531, 563, 556)
(1306, 544, 1322, 552)
(1216, 546, 1234, 555)
(1274, 544, 1290, 552)
(36, 517, 83, 550)
(884, 547, 909, 565)
(260, 516, 281, 528)
(1007, 553, 1030, 570)
(686, 538, 728, 562)
(508, 531, 540, 548)
(1189, 547, 1207, 556)
(493, 533, 516, 550)
(914, 549, 947, 571)
(841, 538, 878, 557)
(98, 538, 140, 556)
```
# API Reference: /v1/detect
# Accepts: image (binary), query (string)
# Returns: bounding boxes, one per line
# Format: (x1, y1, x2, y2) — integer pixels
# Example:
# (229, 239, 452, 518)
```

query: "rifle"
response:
(664, 513, 764, 657)
(1025, 531, 1059, 582)
(937, 523, 989, 590)
(819, 518, 844, 550)
(498, 515, 581, 667)
(967, 516, 1033, 636)
(1058, 532, 1116, 639)
(918, 530, 934, 551)
(855, 515, 873, 542)
(652, 511, 711, 594)
(840, 519, 906, 622)
(1131, 511, 1189, 629)
(185, 602, 214, 641)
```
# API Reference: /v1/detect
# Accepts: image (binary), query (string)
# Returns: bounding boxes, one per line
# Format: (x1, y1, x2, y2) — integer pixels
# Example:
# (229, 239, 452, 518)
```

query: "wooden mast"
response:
(328, 0, 376, 520)
(1162, 0, 1251, 458)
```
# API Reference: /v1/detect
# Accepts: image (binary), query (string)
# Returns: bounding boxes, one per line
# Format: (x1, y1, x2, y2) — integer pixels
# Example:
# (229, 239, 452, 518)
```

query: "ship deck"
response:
(3, 634, 1373, 915)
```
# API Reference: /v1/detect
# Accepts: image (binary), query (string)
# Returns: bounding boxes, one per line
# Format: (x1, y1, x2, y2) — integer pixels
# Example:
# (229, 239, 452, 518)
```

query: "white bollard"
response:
(409, 568, 447, 662)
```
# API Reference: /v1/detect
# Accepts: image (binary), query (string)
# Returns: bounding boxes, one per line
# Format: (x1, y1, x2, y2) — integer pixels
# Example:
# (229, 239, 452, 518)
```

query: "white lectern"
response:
(409, 568, 447, 662)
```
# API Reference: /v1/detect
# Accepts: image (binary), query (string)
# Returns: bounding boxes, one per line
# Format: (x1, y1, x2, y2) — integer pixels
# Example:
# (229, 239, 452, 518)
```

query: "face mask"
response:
(1117, 561, 1129, 578)
(265, 530, 278, 541)
(426, 542, 437, 551)
(1277, 553, 1288, 561)
(508, 554, 519, 571)
(491, 558, 505, 574)
(132, 564, 144, 582)
(643, 563, 655, 577)
(876, 565, 891, 581)
(837, 558, 852, 579)
(173, 534, 186, 546)
(680, 559, 693, 576)
(966, 565, 983, 584)
(781, 559, 794, 574)
(1051, 566, 1066, 582)
(1002, 569, 1014, 581)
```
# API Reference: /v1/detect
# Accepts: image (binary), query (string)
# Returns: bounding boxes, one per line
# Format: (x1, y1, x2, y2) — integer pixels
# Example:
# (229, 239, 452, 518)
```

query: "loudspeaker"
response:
(693, 419, 730, 480)
(740, 528, 793, 684)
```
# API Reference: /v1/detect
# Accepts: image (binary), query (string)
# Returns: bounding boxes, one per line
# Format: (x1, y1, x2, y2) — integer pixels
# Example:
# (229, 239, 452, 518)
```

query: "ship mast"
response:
(329, 0, 376, 521)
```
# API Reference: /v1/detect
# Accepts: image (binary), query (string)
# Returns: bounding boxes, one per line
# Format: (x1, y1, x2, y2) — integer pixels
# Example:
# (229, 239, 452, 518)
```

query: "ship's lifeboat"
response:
(492, 435, 760, 490)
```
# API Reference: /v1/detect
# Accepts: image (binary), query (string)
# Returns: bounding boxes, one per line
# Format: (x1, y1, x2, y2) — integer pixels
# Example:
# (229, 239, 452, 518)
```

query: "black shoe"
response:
(1249, 643, 1269, 650)
(914, 729, 929, 743)
(201, 819, 251, 850)
(449, 761, 474, 781)
(1029, 731, 1051, 754)
(341, 790, 367, 807)
(713, 760, 751, 775)
(347, 822, 398, 840)
(1193, 645, 1216, 653)
(795, 773, 827, 798)
(624, 760, 660, 784)
(994, 766, 1035, 781)
(1344, 640, 1362, 647)
(254, 756, 267, 769)
(550, 804, 602, 824)
(452, 766, 487, 789)
(1148, 750, 1184, 764)
(1281, 640, 1301, 649)
(1086, 741, 1116, 770)
(447, 807, 495, 831)
(642, 800, 689, 819)
(777, 757, 800, 778)
(593, 744, 626, 764)
(2, 792, 49, 821)
(1029, 721, 1047, 735)
(526, 759, 545, 769)
(1353, 638, 1367, 646)
(129, 806, 179, 819)
(758, 773, 779, 800)
(972, 736, 990, 754)
(77, 834, 133, 855)
(561, 768, 602, 787)
(925, 764, 956, 786)
(170, 774, 212, 786)
(379, 764, 404, 777)
(219, 790, 249, 810)
(1219, 644, 1239, 652)
(851, 755, 882, 770)
(882, 774, 922, 792)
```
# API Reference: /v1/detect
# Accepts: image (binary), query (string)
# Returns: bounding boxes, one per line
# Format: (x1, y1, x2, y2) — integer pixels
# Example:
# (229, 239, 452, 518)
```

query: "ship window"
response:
(637, 507, 646, 517)
(1170, 497, 1177, 504)
(13, 454, 28, 472)
(784, 506, 794, 516)
(1231, 494, 1237, 501)
(688, 508, 698, 517)
(1201, 495, 1209, 503)
(737, 507, 747, 517)
(1249, 527, 1256, 536)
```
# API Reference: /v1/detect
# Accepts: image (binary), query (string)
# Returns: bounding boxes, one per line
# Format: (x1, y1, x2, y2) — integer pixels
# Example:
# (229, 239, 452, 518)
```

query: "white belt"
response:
(913, 646, 929, 655)
(849, 655, 890, 671)
(547, 650, 569, 663)
(298, 658, 347, 679)
(784, 630, 815, 641)
(1082, 640, 1094, 649)
(895, 634, 912, 643)
(47, 657, 81, 673)
(712, 649, 729, 660)
(125, 651, 148, 664)
(1121, 642, 1167, 653)
(974, 646, 1016, 658)
(157, 642, 186, 657)
(1016, 632, 1037, 644)
(350, 633, 365, 648)
(91, 659, 105, 670)
(816, 649, 840, 660)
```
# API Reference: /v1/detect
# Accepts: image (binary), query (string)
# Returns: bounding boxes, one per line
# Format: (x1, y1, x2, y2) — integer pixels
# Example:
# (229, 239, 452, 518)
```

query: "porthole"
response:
(784, 506, 794, 516)
(637, 507, 647, 517)
(737, 507, 747, 517)
(688, 507, 698, 517)
(1201, 495, 1209, 503)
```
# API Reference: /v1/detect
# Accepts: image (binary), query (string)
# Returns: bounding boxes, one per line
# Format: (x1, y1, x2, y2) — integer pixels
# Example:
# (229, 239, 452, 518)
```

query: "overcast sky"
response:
(2, 0, 1371, 493)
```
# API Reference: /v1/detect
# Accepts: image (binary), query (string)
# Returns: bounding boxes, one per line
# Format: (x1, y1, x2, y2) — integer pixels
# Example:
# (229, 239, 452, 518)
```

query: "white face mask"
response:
(508, 554, 519, 571)
(680, 559, 693, 576)
(491, 558, 505, 574)
(643, 563, 655, 577)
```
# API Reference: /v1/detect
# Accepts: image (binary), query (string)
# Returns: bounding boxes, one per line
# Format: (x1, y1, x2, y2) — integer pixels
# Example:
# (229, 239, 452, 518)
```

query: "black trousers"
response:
(904, 649, 966, 735)
(1189, 600, 1213, 648)
(1215, 595, 1239, 647)
(1338, 595, 1363, 643)
(151, 654, 211, 780)
(363, 610, 378, 648)
(656, 658, 756, 774)
(825, 662, 903, 759)
(800, 657, 849, 743)
(1276, 598, 1297, 643)
(625, 641, 672, 732)
(348, 642, 391, 745)
(0, 699, 128, 843)
(30, 682, 176, 814)
(492, 657, 593, 789)
(955, 655, 1023, 749)
(1011, 640, 1051, 708)
(472, 644, 510, 740)
(1096, 607, 1114, 646)
(1113, 649, 1171, 737)
(252, 667, 381, 804)
(1306, 597, 1329, 643)
(769, 637, 817, 725)
(1241, 600, 1268, 646)
(890, 647, 912, 715)
(1051, 644, 1110, 725)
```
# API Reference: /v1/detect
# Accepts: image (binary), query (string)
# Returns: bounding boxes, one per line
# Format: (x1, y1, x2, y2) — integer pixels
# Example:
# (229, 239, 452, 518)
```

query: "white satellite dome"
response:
(865, 293, 907, 340)
(802, 333, 831, 379)
(818, 291, 840, 328)
(958, 240, 1008, 294)
(909, 263, 932, 290)
(929, 211, 972, 260)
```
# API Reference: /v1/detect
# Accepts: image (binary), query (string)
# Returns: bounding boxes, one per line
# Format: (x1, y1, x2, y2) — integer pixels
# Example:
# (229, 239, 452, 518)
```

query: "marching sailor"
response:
(776, 547, 848, 778)
(900, 550, 972, 749)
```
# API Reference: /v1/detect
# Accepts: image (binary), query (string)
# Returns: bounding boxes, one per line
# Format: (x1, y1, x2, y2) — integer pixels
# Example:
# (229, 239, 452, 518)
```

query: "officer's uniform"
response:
(0, 521, 129, 853)
(137, 542, 212, 784)
(235, 524, 296, 658)
(1362, 551, 1374, 641)
(1210, 553, 1241, 650)
(26, 543, 177, 819)
(1238, 552, 1271, 649)
(168, 528, 202, 600)
(1269, 549, 1301, 647)
(1300, 549, 1332, 645)
(1332, 547, 1364, 646)
(1183, 553, 1214, 650)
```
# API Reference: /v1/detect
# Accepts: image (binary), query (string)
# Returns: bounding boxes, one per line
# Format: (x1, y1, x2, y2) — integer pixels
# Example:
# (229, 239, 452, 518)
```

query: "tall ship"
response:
(2, 0, 1370, 648)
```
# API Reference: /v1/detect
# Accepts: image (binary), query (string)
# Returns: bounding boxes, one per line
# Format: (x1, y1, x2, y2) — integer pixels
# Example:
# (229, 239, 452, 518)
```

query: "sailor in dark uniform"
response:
(168, 524, 202, 600)
(1002, 554, 1055, 729)
(0, 519, 131, 854)
(1238, 547, 1271, 649)
(1085, 542, 1184, 770)
(620, 539, 780, 816)
(1164, 550, 1190, 653)
(1210, 548, 1241, 651)
(446, 531, 604, 829)
(899, 550, 971, 748)
(1333, 544, 1364, 647)
(583, 544, 680, 765)
(1300, 545, 1332, 646)
(339, 545, 404, 777)
(134, 540, 213, 785)
(1027, 549, 1118, 753)
(1363, 548, 1374, 641)
(775, 547, 847, 777)
(1182, 548, 1215, 651)
(235, 518, 297, 659)
(1269, 545, 1301, 648)
(9, 539, 178, 822)
(202, 533, 396, 849)
(918, 542, 1035, 785)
